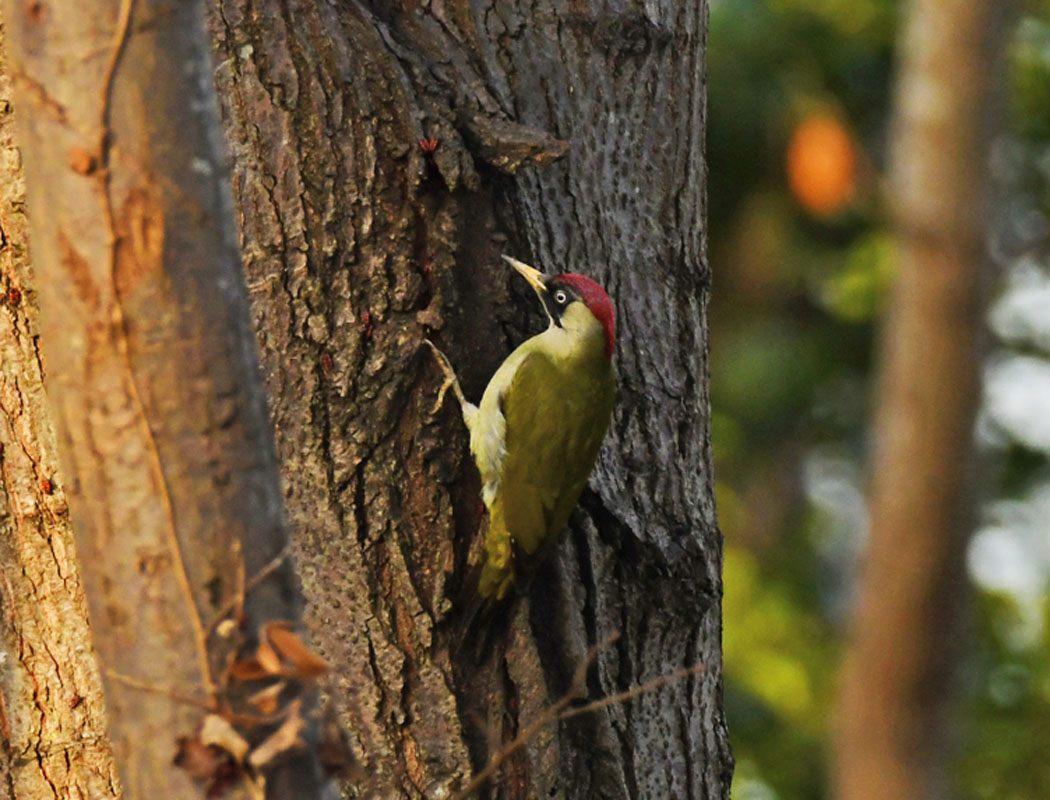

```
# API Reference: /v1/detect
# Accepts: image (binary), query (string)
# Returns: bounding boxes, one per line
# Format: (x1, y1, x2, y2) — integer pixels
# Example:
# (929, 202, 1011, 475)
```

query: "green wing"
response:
(492, 350, 615, 558)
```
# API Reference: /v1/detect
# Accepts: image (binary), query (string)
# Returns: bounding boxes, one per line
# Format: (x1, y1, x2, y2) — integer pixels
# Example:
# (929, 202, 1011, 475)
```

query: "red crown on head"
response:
(557, 273, 616, 357)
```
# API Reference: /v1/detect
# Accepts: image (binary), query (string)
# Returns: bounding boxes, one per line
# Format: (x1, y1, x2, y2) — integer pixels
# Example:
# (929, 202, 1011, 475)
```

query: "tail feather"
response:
(451, 503, 529, 661)
(451, 563, 514, 663)
(477, 503, 515, 600)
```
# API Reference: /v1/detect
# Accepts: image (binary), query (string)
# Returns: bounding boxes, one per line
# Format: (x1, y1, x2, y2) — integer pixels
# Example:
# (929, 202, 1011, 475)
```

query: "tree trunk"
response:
(834, 3, 1014, 799)
(0, 23, 121, 800)
(2, 0, 325, 797)
(210, 2, 730, 798)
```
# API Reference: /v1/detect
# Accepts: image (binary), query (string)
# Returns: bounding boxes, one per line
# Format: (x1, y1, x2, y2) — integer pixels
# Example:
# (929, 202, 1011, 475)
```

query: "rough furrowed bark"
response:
(3, 0, 325, 797)
(0, 23, 121, 800)
(209, 1, 729, 797)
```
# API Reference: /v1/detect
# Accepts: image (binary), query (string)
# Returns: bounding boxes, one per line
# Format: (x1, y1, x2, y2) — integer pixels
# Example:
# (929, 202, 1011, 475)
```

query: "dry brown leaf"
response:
(246, 682, 286, 716)
(247, 700, 306, 769)
(174, 733, 242, 798)
(228, 622, 327, 684)
(228, 657, 272, 683)
(264, 623, 329, 678)
(174, 736, 225, 780)
(255, 633, 282, 676)
(200, 714, 250, 764)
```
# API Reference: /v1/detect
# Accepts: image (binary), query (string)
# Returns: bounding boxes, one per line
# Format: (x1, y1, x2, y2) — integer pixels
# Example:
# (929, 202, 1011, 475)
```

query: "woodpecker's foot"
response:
(423, 339, 468, 415)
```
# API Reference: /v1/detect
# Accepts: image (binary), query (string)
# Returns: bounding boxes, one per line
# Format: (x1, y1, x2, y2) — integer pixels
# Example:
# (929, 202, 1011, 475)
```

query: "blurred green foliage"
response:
(959, 593, 1050, 800)
(708, 1, 1050, 798)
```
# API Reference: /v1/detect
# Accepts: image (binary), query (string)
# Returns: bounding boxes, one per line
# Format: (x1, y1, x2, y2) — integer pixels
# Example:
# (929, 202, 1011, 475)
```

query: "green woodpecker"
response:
(427, 256, 617, 600)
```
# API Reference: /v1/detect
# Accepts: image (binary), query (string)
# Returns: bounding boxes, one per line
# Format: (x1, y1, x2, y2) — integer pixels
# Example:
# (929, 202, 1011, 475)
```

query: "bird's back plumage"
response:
(471, 321, 615, 599)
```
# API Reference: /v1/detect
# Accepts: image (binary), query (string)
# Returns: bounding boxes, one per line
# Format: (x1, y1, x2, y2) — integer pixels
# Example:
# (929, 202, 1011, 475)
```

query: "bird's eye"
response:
(553, 290, 568, 305)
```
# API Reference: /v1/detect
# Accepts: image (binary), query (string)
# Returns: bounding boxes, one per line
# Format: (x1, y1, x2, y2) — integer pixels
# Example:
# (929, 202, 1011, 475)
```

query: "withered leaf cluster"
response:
(175, 621, 331, 797)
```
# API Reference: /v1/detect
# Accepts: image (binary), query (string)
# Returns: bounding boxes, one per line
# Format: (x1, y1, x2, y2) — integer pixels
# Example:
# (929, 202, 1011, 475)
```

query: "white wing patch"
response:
(468, 347, 530, 509)
(470, 405, 506, 508)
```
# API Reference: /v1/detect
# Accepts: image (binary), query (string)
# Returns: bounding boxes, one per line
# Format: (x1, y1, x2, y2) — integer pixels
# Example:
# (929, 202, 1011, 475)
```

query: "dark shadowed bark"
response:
(834, 3, 1015, 799)
(210, 2, 729, 797)
(0, 24, 121, 800)
(2, 0, 325, 797)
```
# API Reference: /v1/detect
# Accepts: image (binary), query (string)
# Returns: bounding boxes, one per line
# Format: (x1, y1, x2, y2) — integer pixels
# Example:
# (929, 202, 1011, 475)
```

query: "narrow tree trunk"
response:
(3, 1, 324, 796)
(0, 23, 121, 800)
(834, 3, 1014, 799)
(211, 2, 730, 797)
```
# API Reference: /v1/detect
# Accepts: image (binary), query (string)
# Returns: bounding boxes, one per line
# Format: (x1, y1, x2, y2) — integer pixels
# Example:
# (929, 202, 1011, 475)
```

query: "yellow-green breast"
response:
(471, 304, 616, 598)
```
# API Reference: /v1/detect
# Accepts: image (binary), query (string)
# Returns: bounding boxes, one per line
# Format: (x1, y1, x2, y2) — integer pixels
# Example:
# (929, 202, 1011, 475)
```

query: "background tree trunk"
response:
(0, 24, 121, 800)
(834, 3, 1015, 799)
(3, 0, 325, 796)
(210, 1, 730, 797)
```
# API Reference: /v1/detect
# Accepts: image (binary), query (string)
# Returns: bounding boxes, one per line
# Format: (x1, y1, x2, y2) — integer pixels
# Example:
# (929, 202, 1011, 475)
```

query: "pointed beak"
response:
(502, 255, 547, 296)
(503, 255, 559, 327)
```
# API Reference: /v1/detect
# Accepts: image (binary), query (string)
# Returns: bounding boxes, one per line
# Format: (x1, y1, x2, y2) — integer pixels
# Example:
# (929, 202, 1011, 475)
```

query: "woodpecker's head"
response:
(503, 255, 616, 358)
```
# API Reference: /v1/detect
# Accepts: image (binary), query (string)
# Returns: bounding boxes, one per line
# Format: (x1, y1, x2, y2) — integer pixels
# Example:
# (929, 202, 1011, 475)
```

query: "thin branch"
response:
(92, 0, 217, 699)
(10, 71, 70, 127)
(106, 670, 294, 733)
(557, 663, 706, 722)
(452, 636, 704, 800)
(98, 0, 135, 159)
(233, 539, 246, 627)
(452, 633, 619, 800)
(106, 669, 214, 712)
(206, 544, 292, 638)
(240, 773, 266, 800)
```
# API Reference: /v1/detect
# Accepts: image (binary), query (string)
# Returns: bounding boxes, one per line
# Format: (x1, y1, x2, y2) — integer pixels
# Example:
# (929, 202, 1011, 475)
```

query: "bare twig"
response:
(106, 670, 298, 732)
(91, 0, 217, 699)
(206, 544, 292, 638)
(233, 540, 247, 626)
(452, 633, 704, 799)
(452, 634, 617, 798)
(557, 663, 706, 723)
(240, 773, 266, 800)
(10, 71, 70, 127)
(98, 0, 135, 157)
(106, 669, 214, 712)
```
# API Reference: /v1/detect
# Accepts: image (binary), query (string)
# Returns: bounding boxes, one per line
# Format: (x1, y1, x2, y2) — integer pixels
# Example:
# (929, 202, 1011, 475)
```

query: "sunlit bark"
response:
(2, 1, 324, 796)
(0, 23, 120, 800)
